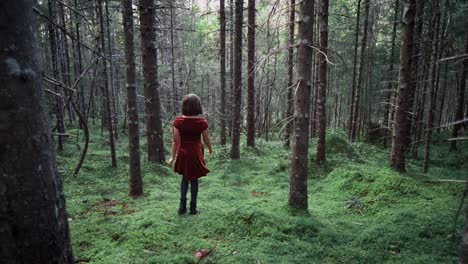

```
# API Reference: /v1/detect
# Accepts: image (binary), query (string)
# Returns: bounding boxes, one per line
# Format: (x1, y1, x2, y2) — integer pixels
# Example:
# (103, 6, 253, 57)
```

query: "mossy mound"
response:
(326, 131, 362, 161)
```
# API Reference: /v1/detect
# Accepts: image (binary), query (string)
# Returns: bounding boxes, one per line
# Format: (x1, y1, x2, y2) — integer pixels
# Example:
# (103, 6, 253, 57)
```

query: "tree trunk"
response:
(390, 0, 417, 172)
(220, 0, 227, 146)
(122, 0, 143, 197)
(247, 0, 255, 147)
(230, 0, 243, 159)
(139, 0, 166, 163)
(383, 0, 399, 148)
(285, 0, 296, 147)
(316, 0, 329, 163)
(47, 0, 66, 151)
(0, 0, 73, 261)
(423, 0, 441, 173)
(350, 0, 370, 142)
(450, 33, 468, 151)
(289, 0, 314, 211)
(348, 0, 362, 139)
(97, 0, 117, 167)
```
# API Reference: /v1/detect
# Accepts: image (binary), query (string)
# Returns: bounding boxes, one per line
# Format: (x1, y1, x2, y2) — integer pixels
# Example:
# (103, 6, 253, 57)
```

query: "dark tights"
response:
(180, 177, 198, 203)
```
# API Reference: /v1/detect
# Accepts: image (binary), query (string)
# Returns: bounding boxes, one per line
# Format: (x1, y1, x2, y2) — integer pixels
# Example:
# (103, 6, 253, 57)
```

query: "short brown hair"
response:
(182, 94, 203, 116)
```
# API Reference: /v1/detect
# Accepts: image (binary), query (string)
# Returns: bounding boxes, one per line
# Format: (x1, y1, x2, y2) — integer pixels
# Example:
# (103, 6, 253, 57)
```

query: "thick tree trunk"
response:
(139, 0, 166, 163)
(289, 0, 314, 211)
(383, 0, 399, 148)
(220, 0, 227, 146)
(350, 0, 370, 142)
(0, 0, 73, 262)
(450, 33, 468, 151)
(247, 0, 255, 147)
(230, 0, 243, 159)
(316, 0, 329, 163)
(348, 0, 362, 139)
(122, 0, 143, 197)
(285, 0, 296, 147)
(97, 0, 117, 167)
(390, 0, 417, 172)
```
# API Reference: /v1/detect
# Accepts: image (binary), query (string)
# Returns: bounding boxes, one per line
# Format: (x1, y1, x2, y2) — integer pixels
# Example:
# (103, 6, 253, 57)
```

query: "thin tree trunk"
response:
(98, 0, 117, 167)
(0, 0, 73, 261)
(285, 0, 296, 147)
(450, 33, 468, 151)
(220, 0, 227, 146)
(247, 0, 255, 147)
(316, 0, 328, 163)
(350, 0, 370, 142)
(348, 0, 362, 139)
(390, 0, 417, 172)
(139, 0, 166, 163)
(122, 0, 143, 197)
(289, 0, 314, 211)
(383, 0, 399, 148)
(423, 0, 441, 173)
(230, 0, 243, 159)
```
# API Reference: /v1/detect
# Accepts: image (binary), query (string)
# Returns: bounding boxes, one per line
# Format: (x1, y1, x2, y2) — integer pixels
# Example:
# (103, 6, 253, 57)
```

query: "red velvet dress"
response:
(174, 116, 210, 180)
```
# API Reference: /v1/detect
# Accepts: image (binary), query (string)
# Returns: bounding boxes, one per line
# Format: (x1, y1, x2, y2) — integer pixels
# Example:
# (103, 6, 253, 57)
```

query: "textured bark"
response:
(47, 0, 66, 151)
(122, 0, 143, 197)
(230, 0, 243, 159)
(289, 0, 314, 211)
(316, 0, 329, 163)
(220, 0, 227, 146)
(348, 0, 362, 139)
(390, 0, 417, 172)
(383, 0, 399, 149)
(247, 0, 255, 147)
(74, 0, 85, 117)
(285, 0, 296, 147)
(450, 33, 468, 151)
(97, 0, 117, 167)
(139, 0, 166, 163)
(0, 0, 73, 262)
(105, 0, 119, 137)
(423, 0, 441, 173)
(350, 0, 370, 142)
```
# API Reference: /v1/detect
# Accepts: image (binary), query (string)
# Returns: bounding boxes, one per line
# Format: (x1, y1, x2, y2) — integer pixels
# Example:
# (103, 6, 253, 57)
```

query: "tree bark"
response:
(247, 0, 256, 147)
(97, 0, 117, 167)
(390, 0, 417, 172)
(289, 0, 314, 211)
(220, 0, 227, 146)
(383, 0, 399, 149)
(350, 0, 370, 142)
(0, 0, 73, 261)
(122, 0, 143, 197)
(139, 0, 166, 163)
(316, 0, 329, 163)
(348, 0, 361, 140)
(230, 0, 243, 159)
(450, 33, 468, 151)
(285, 0, 296, 147)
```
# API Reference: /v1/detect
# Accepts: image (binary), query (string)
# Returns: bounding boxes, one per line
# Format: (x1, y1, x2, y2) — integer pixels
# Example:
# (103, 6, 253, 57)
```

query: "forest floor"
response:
(58, 125, 468, 264)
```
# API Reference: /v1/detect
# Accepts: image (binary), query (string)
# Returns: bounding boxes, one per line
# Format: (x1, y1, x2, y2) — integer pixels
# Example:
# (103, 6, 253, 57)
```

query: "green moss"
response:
(57, 124, 465, 263)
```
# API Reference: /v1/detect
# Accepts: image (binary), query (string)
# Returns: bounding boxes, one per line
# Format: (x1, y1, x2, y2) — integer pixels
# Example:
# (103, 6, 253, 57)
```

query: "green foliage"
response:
(58, 125, 465, 263)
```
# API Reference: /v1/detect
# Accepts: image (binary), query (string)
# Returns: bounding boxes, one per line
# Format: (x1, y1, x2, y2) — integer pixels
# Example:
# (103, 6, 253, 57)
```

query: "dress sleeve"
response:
(174, 118, 182, 130)
(200, 119, 208, 131)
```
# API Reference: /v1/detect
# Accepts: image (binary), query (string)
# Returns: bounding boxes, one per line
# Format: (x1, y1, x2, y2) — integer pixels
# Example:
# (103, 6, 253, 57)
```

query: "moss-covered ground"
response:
(57, 126, 467, 263)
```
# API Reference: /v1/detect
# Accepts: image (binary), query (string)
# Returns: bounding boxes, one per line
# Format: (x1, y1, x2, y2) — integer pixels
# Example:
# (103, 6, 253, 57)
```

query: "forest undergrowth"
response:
(57, 126, 468, 263)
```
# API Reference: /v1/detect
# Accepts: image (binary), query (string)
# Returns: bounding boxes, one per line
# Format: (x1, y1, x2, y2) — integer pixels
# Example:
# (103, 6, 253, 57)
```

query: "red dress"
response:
(174, 116, 210, 180)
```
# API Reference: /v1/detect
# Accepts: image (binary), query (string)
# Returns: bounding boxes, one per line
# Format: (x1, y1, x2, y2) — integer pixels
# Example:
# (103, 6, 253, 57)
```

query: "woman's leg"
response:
(179, 177, 189, 214)
(189, 179, 199, 214)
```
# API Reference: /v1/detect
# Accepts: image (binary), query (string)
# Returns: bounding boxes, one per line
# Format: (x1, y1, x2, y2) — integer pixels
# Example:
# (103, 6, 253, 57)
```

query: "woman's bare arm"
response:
(168, 127, 180, 165)
(202, 129, 213, 155)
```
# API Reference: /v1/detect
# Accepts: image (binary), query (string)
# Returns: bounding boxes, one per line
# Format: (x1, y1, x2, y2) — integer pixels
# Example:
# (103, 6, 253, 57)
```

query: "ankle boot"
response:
(189, 202, 198, 215)
(178, 198, 187, 215)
